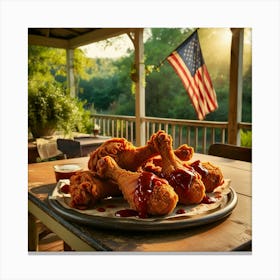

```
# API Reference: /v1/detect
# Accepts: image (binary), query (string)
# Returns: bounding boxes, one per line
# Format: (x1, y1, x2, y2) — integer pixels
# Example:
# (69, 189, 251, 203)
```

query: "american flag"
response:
(167, 30, 218, 120)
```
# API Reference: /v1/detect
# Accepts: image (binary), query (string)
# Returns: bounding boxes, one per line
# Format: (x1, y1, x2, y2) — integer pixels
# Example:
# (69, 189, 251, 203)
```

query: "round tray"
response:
(48, 187, 237, 232)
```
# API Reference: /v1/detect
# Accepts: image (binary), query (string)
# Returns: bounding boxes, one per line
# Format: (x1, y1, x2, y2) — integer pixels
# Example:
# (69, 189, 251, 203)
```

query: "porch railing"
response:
(92, 114, 252, 154)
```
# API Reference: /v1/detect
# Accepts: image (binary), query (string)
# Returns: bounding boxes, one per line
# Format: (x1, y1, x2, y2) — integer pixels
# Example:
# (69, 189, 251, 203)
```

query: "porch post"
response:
(228, 28, 244, 145)
(66, 48, 75, 97)
(134, 29, 146, 146)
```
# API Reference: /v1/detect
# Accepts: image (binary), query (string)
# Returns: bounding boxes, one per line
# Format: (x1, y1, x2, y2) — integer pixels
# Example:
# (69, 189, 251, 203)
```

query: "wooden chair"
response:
(56, 138, 81, 158)
(208, 143, 252, 162)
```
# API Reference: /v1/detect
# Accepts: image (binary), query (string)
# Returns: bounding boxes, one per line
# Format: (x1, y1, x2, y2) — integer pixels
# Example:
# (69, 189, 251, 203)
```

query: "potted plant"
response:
(28, 80, 93, 138)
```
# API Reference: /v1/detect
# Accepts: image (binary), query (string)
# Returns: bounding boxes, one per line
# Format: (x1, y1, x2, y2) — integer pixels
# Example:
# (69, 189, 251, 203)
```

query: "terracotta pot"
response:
(31, 126, 56, 138)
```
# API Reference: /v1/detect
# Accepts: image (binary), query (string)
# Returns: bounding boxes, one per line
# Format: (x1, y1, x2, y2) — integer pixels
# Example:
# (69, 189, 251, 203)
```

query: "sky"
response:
(79, 33, 133, 58)
(79, 29, 152, 58)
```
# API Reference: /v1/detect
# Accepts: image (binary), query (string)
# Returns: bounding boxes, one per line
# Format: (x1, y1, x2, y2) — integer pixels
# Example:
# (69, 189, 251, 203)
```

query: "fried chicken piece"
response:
(174, 144, 194, 162)
(88, 138, 158, 172)
(69, 170, 121, 209)
(151, 130, 205, 205)
(96, 156, 178, 218)
(139, 143, 194, 176)
(88, 136, 194, 173)
(141, 158, 224, 193)
(139, 132, 222, 193)
(189, 160, 224, 192)
(140, 155, 163, 176)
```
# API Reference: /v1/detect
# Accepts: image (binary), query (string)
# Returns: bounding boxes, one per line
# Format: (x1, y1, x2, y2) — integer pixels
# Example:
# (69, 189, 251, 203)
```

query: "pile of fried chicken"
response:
(68, 130, 224, 218)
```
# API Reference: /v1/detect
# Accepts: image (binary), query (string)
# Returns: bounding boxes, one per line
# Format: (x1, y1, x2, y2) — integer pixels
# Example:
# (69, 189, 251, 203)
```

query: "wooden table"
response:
(28, 135, 111, 163)
(28, 153, 252, 252)
(73, 136, 111, 157)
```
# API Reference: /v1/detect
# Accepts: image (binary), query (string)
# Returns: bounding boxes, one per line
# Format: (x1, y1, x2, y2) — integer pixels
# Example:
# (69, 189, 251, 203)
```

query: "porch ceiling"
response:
(28, 28, 135, 49)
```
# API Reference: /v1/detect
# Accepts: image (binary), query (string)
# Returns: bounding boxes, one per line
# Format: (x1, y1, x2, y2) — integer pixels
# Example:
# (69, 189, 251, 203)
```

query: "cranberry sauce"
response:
(201, 195, 216, 204)
(134, 171, 166, 218)
(190, 160, 209, 177)
(115, 209, 139, 218)
(168, 169, 193, 189)
(176, 208, 186, 214)
(167, 168, 194, 201)
(96, 207, 106, 212)
(60, 184, 70, 194)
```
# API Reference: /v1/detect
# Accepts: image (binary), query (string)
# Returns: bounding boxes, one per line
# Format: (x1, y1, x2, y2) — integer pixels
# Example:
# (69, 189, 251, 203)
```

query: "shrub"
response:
(28, 80, 93, 138)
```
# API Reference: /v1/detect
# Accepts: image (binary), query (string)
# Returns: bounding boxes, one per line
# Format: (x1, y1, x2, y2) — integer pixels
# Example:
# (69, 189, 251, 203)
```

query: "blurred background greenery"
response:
(28, 28, 252, 146)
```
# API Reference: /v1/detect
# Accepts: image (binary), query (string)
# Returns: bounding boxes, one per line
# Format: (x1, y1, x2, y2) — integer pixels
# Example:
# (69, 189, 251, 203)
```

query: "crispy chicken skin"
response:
(68, 131, 224, 213)
(88, 138, 158, 172)
(96, 156, 178, 217)
(88, 136, 194, 173)
(143, 157, 224, 193)
(139, 155, 163, 176)
(174, 144, 194, 162)
(189, 161, 224, 192)
(150, 130, 205, 204)
(69, 170, 121, 209)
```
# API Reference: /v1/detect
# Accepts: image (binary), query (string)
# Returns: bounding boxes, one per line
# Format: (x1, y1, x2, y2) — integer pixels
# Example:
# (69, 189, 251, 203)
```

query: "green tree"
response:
(29, 45, 95, 88)
(78, 55, 134, 114)
(75, 28, 251, 123)
(144, 28, 197, 119)
(28, 45, 95, 135)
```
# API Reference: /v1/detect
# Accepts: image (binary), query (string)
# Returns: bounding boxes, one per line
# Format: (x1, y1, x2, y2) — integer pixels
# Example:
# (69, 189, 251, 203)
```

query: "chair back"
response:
(57, 139, 81, 158)
(208, 143, 252, 162)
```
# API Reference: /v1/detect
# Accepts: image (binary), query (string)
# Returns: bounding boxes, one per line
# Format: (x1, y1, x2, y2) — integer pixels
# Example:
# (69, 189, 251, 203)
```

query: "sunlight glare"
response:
(219, 28, 232, 45)
(80, 29, 152, 59)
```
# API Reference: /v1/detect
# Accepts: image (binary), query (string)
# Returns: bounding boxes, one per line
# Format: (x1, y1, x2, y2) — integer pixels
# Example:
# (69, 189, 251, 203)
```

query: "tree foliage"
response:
(28, 28, 252, 127)
(28, 46, 94, 136)
(77, 28, 251, 122)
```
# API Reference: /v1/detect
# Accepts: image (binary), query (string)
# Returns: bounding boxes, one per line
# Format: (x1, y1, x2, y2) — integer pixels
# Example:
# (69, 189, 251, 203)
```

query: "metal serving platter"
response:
(48, 180, 237, 232)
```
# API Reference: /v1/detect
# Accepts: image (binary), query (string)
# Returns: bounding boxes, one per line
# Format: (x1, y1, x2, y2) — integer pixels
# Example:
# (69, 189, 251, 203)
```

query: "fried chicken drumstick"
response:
(88, 136, 193, 172)
(142, 157, 224, 193)
(69, 171, 121, 209)
(88, 138, 157, 172)
(96, 156, 178, 218)
(189, 160, 224, 192)
(151, 131, 205, 204)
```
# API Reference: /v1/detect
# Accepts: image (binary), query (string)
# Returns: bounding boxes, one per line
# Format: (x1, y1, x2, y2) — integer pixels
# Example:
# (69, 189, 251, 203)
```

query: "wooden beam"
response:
(29, 29, 135, 49)
(28, 34, 69, 48)
(132, 29, 146, 146)
(228, 28, 244, 145)
(68, 28, 135, 48)
(66, 49, 75, 97)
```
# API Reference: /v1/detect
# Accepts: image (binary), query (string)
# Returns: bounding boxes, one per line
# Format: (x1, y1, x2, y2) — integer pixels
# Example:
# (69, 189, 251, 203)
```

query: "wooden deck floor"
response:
(38, 232, 64, 251)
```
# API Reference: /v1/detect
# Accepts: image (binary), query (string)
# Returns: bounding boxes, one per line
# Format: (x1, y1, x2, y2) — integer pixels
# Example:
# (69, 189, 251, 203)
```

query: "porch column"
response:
(66, 48, 75, 97)
(133, 29, 146, 146)
(228, 28, 244, 145)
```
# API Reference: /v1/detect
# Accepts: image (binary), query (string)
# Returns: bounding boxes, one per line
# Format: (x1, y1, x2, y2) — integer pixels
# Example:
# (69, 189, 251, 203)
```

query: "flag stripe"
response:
(167, 53, 205, 119)
(171, 52, 208, 118)
(166, 30, 218, 120)
(193, 70, 212, 114)
(171, 52, 213, 118)
(196, 68, 217, 111)
(168, 53, 205, 120)
(197, 65, 218, 109)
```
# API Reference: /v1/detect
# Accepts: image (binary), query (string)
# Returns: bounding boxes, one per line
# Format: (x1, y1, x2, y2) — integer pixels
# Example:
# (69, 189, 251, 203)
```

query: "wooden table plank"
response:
(28, 153, 252, 252)
(192, 154, 252, 196)
(28, 188, 251, 252)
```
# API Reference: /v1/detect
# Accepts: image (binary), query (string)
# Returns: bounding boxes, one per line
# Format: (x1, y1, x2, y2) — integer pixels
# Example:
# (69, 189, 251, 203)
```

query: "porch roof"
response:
(28, 28, 135, 49)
